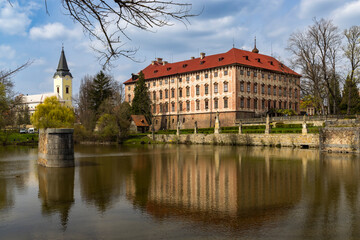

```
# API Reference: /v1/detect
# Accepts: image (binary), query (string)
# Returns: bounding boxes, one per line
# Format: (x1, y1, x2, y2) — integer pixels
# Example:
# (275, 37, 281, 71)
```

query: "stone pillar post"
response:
(194, 121, 198, 134)
(38, 128, 74, 167)
(214, 111, 220, 134)
(265, 115, 271, 134)
(176, 120, 180, 136)
(239, 120, 242, 134)
(302, 115, 308, 135)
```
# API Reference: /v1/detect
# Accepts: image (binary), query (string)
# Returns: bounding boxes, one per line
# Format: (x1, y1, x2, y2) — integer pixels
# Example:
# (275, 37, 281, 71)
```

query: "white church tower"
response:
(53, 47, 73, 108)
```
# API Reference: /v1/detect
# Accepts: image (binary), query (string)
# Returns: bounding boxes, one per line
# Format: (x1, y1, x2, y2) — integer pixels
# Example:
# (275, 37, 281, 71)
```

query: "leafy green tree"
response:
(31, 96, 75, 129)
(0, 83, 8, 128)
(96, 113, 119, 141)
(131, 71, 152, 123)
(340, 76, 360, 114)
(89, 71, 113, 113)
(114, 101, 131, 138)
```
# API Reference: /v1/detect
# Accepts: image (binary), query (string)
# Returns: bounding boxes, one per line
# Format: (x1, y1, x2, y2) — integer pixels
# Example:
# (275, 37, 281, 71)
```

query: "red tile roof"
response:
(124, 48, 300, 84)
(131, 115, 149, 127)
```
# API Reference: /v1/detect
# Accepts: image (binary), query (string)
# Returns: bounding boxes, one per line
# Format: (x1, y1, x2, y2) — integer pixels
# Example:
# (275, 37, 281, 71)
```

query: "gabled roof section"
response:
(131, 115, 149, 127)
(124, 48, 301, 84)
(54, 47, 73, 78)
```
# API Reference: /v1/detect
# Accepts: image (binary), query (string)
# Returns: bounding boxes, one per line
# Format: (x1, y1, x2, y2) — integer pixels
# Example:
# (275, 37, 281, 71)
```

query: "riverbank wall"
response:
(151, 133, 319, 148)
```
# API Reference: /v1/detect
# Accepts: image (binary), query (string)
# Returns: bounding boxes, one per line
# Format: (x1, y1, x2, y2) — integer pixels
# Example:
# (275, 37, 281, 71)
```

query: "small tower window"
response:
(57, 86, 59, 93)
(66, 87, 69, 94)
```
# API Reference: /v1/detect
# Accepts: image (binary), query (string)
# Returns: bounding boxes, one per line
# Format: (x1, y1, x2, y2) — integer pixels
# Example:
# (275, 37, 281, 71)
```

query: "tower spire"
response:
(252, 36, 259, 54)
(54, 46, 72, 78)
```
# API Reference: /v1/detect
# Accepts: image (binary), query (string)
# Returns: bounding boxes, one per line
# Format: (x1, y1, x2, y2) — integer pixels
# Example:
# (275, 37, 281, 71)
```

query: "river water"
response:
(0, 144, 360, 239)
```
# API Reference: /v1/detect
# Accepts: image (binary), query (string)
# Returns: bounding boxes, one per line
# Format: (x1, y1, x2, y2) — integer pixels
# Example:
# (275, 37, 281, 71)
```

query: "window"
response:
(279, 88, 282, 96)
(224, 82, 228, 92)
(183, 118, 185, 123)
(240, 82, 244, 92)
(273, 86, 276, 96)
(196, 85, 200, 95)
(268, 74, 271, 80)
(153, 91, 156, 100)
(159, 103, 163, 113)
(214, 72, 218, 77)
(214, 83, 218, 93)
(247, 82, 251, 93)
(153, 104, 156, 113)
(240, 98, 244, 108)
(165, 89, 168, 98)
(224, 70, 228, 75)
(128, 94, 131, 102)
(153, 81, 156, 86)
(247, 98, 251, 108)
(240, 70, 244, 75)
(205, 73, 208, 78)
(268, 85, 271, 95)
(268, 100, 271, 109)
(128, 86, 130, 90)
(205, 84, 209, 94)
(179, 77, 182, 82)
(57, 86, 59, 93)
(159, 90, 163, 99)
(295, 89, 298, 98)
(262, 73, 265, 78)
(247, 71, 250, 76)
(186, 101, 190, 111)
(254, 72, 257, 77)
(224, 98, 228, 108)
(165, 79, 168, 84)
(205, 99, 209, 110)
(164, 103, 168, 112)
(171, 89, 175, 98)
(279, 101, 282, 109)
(196, 75, 200, 80)
(179, 88, 182, 98)
(171, 102, 175, 112)
(179, 102, 183, 112)
(262, 85, 265, 94)
(214, 98, 218, 109)
(160, 81, 162, 86)
(196, 100, 200, 110)
(273, 75, 276, 80)
(262, 99, 265, 110)
(254, 99, 258, 109)
(186, 87, 190, 96)
(147, 83, 150, 88)
(284, 101, 287, 109)
(171, 79, 174, 83)
(254, 83, 257, 93)
(186, 76, 190, 83)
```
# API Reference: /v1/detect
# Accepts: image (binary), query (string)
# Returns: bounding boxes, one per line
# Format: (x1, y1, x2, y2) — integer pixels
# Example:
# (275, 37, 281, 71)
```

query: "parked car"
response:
(19, 128, 27, 134)
(28, 128, 35, 134)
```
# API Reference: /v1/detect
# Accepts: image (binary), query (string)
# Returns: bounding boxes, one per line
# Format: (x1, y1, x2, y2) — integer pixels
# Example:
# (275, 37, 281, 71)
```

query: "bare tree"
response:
(288, 18, 342, 114)
(344, 26, 360, 114)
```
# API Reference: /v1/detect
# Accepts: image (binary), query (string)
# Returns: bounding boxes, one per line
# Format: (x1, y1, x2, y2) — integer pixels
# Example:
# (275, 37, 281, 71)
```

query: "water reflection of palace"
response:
(126, 146, 305, 228)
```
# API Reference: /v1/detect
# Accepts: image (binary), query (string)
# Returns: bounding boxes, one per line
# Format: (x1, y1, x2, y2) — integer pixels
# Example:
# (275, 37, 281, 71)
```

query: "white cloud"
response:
(0, 45, 15, 59)
(332, 0, 360, 28)
(0, 0, 31, 35)
(29, 22, 82, 40)
(298, 0, 341, 19)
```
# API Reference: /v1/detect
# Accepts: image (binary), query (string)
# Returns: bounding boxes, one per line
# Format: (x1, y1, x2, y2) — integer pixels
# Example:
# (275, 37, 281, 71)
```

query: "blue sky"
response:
(1, 0, 360, 96)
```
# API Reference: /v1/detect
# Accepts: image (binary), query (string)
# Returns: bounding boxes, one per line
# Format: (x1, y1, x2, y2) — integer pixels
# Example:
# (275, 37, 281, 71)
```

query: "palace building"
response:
(124, 45, 301, 130)
(22, 47, 73, 115)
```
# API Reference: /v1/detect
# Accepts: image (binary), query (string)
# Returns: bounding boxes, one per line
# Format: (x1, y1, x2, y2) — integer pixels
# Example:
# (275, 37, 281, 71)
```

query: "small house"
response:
(130, 115, 150, 133)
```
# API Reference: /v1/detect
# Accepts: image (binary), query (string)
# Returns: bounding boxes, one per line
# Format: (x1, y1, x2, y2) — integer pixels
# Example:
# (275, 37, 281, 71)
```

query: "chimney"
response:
(157, 58, 163, 64)
(163, 61, 168, 65)
(191, 56, 195, 60)
(151, 60, 155, 65)
(200, 52, 205, 59)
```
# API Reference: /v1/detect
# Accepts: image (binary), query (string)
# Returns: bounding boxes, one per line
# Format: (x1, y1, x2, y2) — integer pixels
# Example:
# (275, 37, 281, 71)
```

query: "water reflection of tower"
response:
(38, 166, 74, 230)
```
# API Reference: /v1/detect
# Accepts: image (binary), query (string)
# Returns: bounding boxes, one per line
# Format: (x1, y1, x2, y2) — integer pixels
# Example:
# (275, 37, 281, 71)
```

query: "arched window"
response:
(240, 81, 244, 92)
(165, 89, 168, 98)
(254, 83, 258, 93)
(179, 88, 183, 98)
(164, 102, 168, 112)
(159, 90, 163, 99)
(224, 81, 228, 92)
(179, 101, 183, 112)
(153, 91, 156, 100)
(254, 98, 258, 109)
(205, 99, 209, 110)
(240, 97, 244, 108)
(196, 85, 200, 95)
(214, 83, 218, 93)
(214, 98, 218, 109)
(247, 97, 251, 109)
(171, 88, 175, 98)
(273, 86, 276, 96)
(186, 100, 190, 111)
(171, 102, 175, 112)
(186, 86, 190, 96)
(196, 99, 200, 110)
(205, 84, 209, 95)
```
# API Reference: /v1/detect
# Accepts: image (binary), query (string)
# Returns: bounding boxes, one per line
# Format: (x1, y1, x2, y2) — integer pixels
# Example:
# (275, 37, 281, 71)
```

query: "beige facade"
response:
(124, 48, 301, 130)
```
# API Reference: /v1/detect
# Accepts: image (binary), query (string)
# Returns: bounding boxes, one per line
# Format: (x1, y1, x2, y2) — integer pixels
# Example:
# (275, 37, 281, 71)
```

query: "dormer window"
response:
(200, 61, 205, 65)
(243, 56, 249, 60)
(154, 70, 158, 73)
(269, 61, 273, 65)
(218, 57, 224, 61)
(167, 67, 171, 71)
(256, 58, 261, 63)
(183, 64, 187, 68)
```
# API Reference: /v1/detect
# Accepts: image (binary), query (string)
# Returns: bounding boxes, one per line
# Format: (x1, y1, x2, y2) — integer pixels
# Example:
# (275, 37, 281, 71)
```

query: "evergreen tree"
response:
(89, 71, 113, 113)
(340, 76, 360, 114)
(131, 71, 152, 123)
